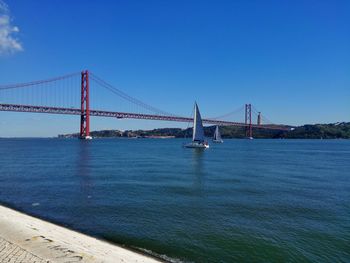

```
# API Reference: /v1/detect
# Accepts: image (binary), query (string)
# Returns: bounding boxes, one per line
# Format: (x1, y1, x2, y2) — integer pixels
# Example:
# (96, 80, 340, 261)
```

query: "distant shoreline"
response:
(0, 122, 349, 139)
(57, 122, 350, 139)
(0, 137, 349, 140)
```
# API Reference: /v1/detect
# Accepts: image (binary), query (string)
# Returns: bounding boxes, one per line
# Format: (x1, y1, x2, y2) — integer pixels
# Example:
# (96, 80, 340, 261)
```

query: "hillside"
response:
(58, 122, 350, 139)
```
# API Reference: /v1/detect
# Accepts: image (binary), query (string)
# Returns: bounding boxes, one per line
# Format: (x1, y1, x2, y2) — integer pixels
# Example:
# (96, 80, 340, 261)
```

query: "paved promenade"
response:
(0, 237, 48, 263)
(0, 205, 161, 263)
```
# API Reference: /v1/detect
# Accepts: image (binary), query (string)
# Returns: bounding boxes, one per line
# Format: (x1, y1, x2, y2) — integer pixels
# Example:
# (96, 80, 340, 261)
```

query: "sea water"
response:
(0, 138, 349, 262)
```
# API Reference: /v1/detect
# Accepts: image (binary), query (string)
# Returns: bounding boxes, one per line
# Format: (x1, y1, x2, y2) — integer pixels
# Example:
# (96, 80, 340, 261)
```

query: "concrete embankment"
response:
(0, 205, 162, 263)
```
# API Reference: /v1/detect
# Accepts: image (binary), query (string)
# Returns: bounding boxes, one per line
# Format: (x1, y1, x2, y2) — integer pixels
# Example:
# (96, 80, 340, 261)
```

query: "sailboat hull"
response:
(184, 142, 209, 149)
(212, 139, 223, 143)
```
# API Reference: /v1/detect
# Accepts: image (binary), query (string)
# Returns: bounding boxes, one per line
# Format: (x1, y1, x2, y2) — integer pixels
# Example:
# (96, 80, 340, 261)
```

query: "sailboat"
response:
(213, 125, 223, 143)
(184, 102, 209, 149)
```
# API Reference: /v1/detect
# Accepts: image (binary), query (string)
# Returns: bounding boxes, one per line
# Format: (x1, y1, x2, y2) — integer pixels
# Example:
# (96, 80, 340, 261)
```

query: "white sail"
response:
(213, 126, 219, 140)
(215, 126, 222, 140)
(193, 103, 205, 142)
(184, 102, 209, 148)
(213, 125, 223, 143)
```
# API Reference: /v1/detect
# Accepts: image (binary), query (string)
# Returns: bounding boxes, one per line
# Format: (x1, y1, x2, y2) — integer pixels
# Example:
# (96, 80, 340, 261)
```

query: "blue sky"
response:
(0, 0, 349, 137)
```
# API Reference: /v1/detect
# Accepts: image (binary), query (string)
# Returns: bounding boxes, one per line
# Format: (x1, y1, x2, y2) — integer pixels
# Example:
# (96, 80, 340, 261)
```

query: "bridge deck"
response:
(0, 103, 291, 131)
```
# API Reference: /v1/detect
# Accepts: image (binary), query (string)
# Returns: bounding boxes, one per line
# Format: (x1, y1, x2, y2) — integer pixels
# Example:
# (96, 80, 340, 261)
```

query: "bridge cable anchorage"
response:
(0, 72, 81, 90)
(90, 73, 178, 117)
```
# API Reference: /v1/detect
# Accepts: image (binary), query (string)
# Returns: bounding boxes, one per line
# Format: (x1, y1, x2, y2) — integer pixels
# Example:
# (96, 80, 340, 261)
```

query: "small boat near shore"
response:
(184, 102, 209, 149)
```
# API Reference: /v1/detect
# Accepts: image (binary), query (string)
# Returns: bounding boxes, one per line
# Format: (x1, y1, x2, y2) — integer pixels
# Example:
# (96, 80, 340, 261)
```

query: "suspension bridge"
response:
(0, 70, 291, 139)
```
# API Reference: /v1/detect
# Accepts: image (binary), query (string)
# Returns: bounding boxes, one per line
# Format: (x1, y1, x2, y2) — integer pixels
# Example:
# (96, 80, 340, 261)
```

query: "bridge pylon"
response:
(80, 70, 91, 139)
(257, 112, 262, 125)
(245, 103, 253, 139)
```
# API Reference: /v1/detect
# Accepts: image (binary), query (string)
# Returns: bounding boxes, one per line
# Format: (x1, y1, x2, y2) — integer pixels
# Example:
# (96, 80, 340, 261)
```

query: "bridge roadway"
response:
(0, 103, 291, 131)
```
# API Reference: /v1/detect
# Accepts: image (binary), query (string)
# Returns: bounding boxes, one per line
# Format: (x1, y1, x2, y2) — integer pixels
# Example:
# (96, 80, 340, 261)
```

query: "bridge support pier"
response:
(80, 70, 91, 139)
(245, 103, 253, 139)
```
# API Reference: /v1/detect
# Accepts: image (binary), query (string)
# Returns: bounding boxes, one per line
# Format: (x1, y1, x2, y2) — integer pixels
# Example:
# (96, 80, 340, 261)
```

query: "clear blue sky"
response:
(0, 0, 349, 137)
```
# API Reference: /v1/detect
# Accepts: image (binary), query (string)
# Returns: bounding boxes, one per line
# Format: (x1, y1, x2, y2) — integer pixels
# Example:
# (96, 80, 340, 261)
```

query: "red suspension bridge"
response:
(0, 70, 291, 139)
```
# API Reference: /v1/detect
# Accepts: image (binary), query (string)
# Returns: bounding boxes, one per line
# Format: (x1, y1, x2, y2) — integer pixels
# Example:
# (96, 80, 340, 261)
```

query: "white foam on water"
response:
(138, 247, 186, 263)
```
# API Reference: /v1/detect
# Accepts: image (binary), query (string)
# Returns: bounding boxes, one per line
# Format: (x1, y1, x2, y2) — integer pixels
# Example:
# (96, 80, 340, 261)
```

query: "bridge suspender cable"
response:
(0, 72, 81, 90)
(90, 73, 176, 117)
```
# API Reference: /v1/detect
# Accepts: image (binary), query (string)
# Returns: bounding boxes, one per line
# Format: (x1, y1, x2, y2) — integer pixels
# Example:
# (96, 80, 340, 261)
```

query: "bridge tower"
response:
(80, 70, 91, 139)
(245, 104, 252, 138)
(257, 112, 262, 125)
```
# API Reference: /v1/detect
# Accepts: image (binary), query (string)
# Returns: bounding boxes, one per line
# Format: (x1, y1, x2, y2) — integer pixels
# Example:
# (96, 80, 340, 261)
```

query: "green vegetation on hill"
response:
(58, 122, 350, 139)
(282, 122, 350, 139)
